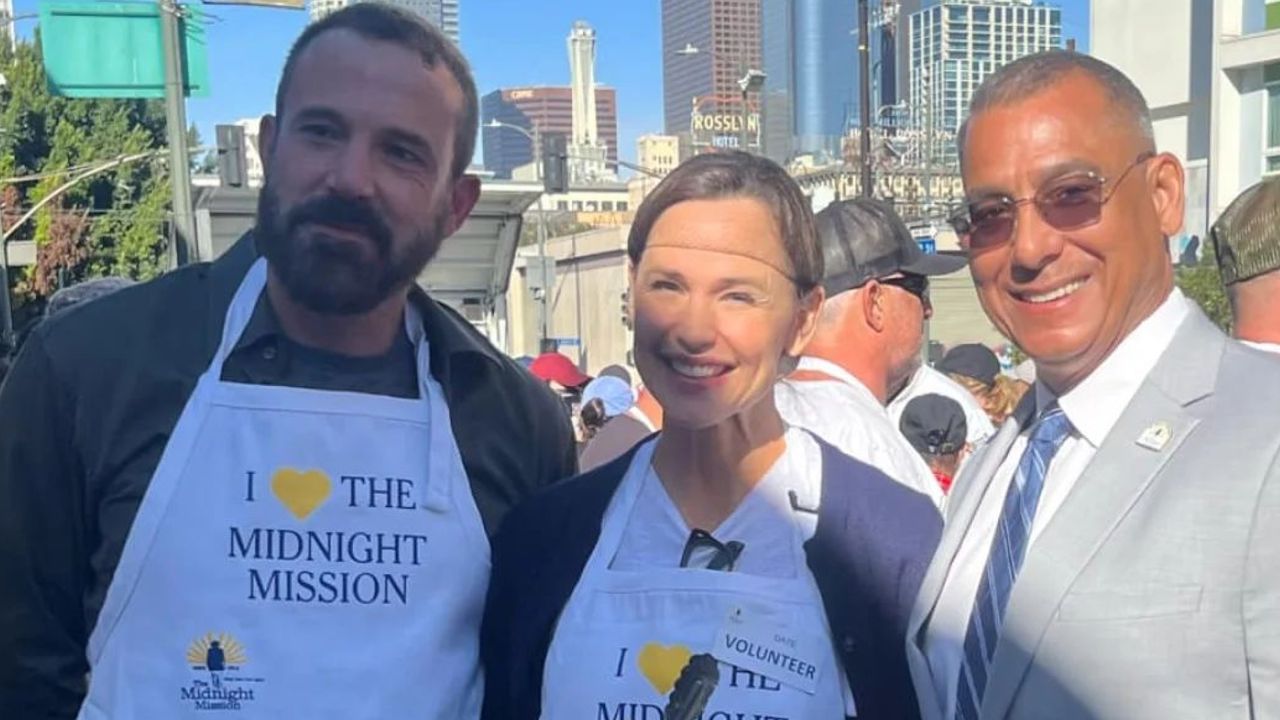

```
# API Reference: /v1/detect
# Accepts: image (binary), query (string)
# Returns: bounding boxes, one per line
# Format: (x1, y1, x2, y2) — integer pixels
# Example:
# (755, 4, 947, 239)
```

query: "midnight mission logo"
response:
(182, 632, 265, 712)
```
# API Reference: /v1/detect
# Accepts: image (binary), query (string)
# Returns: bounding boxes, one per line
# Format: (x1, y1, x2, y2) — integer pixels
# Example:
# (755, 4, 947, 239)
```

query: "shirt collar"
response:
(795, 356, 884, 410)
(1035, 288, 1193, 448)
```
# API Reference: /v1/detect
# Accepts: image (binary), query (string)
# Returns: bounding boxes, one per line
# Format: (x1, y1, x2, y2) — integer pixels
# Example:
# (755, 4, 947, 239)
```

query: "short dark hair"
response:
(274, 2, 478, 179)
(959, 50, 1154, 161)
(627, 151, 823, 294)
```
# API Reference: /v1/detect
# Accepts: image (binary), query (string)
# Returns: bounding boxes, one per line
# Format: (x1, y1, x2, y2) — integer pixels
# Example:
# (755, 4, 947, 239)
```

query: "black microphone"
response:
(664, 653, 720, 720)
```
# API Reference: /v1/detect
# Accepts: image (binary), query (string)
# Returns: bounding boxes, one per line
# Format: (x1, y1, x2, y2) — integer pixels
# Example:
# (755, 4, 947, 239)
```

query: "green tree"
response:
(1176, 259, 1233, 333)
(1, 36, 172, 309)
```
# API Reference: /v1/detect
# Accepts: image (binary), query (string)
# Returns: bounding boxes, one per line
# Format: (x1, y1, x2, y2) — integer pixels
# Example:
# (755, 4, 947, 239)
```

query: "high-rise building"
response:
(636, 134, 681, 177)
(761, 0, 860, 164)
(481, 86, 619, 179)
(567, 21, 612, 183)
(910, 0, 1061, 166)
(662, 0, 763, 148)
(893, 0, 926, 108)
(1093, 0, 1280, 251)
(309, 0, 459, 44)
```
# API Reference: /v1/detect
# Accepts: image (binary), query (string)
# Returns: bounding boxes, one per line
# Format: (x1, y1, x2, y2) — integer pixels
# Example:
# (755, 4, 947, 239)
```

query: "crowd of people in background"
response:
(527, 327, 1035, 498)
(2, 4, 1278, 719)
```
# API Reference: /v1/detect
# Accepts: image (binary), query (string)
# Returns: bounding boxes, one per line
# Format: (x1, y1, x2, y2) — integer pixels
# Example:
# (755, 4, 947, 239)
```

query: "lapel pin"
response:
(1136, 421, 1172, 451)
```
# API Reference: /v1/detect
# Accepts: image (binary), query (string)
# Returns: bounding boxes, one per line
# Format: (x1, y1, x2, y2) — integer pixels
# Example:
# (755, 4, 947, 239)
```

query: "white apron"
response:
(540, 438, 855, 719)
(78, 258, 490, 719)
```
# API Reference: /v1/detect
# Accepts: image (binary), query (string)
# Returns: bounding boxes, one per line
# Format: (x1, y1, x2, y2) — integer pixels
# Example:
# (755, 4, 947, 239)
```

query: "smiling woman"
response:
(481, 151, 943, 720)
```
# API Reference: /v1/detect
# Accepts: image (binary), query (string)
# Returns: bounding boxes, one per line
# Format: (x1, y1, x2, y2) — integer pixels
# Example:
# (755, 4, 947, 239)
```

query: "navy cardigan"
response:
(480, 436, 942, 720)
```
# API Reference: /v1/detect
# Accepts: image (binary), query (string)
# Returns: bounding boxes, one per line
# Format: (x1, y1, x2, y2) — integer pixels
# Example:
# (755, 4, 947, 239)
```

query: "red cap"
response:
(529, 352, 591, 389)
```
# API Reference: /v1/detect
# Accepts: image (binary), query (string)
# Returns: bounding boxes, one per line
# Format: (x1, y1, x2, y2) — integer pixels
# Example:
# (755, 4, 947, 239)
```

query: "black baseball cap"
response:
(900, 394, 968, 456)
(938, 343, 1001, 387)
(815, 198, 967, 296)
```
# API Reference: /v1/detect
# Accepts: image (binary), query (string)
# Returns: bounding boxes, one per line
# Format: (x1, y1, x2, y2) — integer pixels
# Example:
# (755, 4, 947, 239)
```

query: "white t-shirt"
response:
(776, 357, 945, 507)
(888, 364, 997, 446)
(609, 427, 823, 578)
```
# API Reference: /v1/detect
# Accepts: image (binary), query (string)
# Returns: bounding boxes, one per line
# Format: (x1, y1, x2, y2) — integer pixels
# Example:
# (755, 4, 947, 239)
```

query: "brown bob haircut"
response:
(627, 150, 824, 295)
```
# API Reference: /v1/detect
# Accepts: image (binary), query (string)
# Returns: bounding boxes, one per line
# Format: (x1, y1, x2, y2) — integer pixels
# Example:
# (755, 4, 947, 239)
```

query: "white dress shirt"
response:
(889, 364, 998, 446)
(776, 356, 945, 507)
(1241, 339, 1280, 355)
(923, 288, 1194, 717)
(610, 427, 823, 576)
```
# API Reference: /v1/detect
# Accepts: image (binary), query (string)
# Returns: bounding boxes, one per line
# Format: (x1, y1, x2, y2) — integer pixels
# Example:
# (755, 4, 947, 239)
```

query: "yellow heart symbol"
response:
(637, 643, 692, 696)
(271, 468, 332, 521)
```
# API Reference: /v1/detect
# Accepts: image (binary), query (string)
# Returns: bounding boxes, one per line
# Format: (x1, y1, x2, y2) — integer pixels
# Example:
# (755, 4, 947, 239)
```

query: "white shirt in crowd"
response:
(888, 364, 998, 446)
(923, 288, 1193, 718)
(776, 357, 944, 508)
(610, 426, 823, 576)
(1241, 339, 1280, 355)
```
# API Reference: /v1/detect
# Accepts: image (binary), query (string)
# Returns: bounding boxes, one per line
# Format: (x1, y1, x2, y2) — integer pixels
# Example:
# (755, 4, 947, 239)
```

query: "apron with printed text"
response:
(78, 258, 490, 719)
(540, 438, 856, 720)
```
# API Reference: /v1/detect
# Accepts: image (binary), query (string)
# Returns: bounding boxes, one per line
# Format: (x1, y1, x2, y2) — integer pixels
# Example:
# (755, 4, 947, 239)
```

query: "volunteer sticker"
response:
(713, 606, 824, 695)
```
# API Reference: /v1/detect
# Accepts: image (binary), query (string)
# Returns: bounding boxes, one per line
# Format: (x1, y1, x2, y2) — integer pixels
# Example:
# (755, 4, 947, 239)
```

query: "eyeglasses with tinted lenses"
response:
(949, 153, 1155, 251)
(880, 274, 929, 301)
(679, 528, 744, 571)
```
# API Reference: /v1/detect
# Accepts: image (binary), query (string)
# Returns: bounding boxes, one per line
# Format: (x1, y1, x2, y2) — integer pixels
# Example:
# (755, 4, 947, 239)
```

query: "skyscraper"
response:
(761, 0, 860, 164)
(308, 0, 460, 44)
(567, 21, 611, 183)
(481, 87, 619, 179)
(910, 0, 1061, 165)
(661, 0, 763, 146)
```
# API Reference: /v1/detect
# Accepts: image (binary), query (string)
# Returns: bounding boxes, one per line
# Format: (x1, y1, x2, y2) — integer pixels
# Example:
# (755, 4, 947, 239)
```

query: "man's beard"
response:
(254, 184, 448, 315)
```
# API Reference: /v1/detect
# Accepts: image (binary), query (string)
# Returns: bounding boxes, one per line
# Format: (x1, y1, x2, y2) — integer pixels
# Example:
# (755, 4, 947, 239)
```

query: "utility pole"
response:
(158, 0, 195, 268)
(0, 210, 11, 349)
(922, 65, 933, 222)
(921, 65, 934, 367)
(532, 125, 552, 353)
(858, 0, 873, 197)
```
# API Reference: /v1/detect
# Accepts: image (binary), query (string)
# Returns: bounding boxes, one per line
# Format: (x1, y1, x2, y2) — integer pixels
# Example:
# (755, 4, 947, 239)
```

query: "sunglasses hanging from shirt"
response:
(679, 528, 745, 572)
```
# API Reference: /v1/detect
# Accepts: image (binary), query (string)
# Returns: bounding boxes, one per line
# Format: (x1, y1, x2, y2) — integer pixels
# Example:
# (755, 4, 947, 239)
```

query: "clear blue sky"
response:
(11, 0, 1091, 165)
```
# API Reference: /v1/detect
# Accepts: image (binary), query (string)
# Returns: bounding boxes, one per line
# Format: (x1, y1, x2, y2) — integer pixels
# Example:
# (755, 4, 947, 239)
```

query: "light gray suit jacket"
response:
(907, 308, 1280, 720)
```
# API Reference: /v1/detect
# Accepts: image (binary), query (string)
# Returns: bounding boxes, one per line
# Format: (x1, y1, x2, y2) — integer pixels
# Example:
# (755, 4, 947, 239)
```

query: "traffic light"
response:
(620, 288, 632, 330)
(215, 124, 247, 188)
(543, 134, 569, 194)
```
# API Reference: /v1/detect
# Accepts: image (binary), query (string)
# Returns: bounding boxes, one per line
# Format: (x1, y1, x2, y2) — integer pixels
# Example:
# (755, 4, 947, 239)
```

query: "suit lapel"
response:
(980, 309, 1222, 720)
(907, 399, 1034, 720)
(909, 416, 1021, 646)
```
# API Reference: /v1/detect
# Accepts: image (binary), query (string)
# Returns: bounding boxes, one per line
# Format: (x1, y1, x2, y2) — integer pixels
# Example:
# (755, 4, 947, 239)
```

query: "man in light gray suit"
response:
(907, 50, 1280, 720)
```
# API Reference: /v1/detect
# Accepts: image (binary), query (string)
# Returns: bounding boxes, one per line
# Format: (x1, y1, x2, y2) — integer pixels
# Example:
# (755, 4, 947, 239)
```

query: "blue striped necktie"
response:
(955, 404, 1073, 720)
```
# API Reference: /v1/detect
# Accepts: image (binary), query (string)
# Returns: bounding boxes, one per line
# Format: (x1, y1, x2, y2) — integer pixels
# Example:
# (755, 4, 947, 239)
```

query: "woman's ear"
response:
(785, 286, 825, 359)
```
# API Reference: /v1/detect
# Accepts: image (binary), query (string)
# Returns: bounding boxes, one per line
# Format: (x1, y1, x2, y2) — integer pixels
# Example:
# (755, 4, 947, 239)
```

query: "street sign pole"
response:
(158, 0, 195, 267)
(0, 212, 12, 349)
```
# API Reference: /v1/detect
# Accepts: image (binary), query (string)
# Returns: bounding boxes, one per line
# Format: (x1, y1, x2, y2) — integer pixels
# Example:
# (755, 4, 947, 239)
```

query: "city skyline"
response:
(6, 0, 1092, 169)
(481, 85, 619, 179)
(911, 0, 1064, 165)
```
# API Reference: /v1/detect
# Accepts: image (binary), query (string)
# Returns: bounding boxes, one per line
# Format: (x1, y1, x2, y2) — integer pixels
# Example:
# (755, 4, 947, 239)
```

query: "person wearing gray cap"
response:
(1211, 176, 1280, 354)
(775, 197, 967, 507)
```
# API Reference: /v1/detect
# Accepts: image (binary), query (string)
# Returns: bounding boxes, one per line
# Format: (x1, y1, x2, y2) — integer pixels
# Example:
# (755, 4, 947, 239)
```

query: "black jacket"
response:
(481, 436, 942, 720)
(0, 234, 577, 718)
